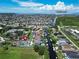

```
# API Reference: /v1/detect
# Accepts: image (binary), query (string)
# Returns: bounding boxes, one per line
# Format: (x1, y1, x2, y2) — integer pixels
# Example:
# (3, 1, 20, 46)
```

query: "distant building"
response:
(64, 51, 79, 59)
(34, 30, 42, 45)
(62, 45, 75, 51)
(0, 13, 55, 28)
(57, 38, 68, 46)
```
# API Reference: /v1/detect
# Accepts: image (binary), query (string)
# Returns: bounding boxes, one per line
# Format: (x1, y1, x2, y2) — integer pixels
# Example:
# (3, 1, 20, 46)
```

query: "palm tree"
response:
(33, 45, 45, 59)
(38, 46, 45, 59)
(2, 41, 11, 51)
(47, 27, 57, 50)
(33, 45, 39, 52)
(51, 35, 57, 48)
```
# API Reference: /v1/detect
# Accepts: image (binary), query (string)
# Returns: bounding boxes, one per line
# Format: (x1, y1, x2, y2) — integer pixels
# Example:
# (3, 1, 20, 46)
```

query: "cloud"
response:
(53, 1, 71, 11)
(0, 6, 79, 14)
(0, 0, 76, 14)
(39, 1, 75, 11)
(19, 2, 44, 7)
(13, 0, 78, 11)
(39, 5, 53, 10)
(12, 0, 44, 7)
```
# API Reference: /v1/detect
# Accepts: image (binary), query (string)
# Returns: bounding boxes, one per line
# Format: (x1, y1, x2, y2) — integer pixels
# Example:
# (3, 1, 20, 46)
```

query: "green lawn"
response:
(0, 48, 41, 59)
(0, 47, 49, 59)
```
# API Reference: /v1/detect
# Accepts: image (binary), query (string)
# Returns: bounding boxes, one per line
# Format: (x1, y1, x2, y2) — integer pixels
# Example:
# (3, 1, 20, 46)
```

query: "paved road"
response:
(53, 17, 57, 26)
(58, 26, 79, 50)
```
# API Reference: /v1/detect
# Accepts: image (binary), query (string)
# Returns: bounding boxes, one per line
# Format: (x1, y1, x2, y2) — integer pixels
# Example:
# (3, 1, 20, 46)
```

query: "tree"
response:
(6, 33, 12, 38)
(5, 33, 15, 40)
(33, 45, 39, 52)
(2, 41, 11, 51)
(51, 34, 57, 51)
(48, 27, 52, 35)
(55, 25, 58, 32)
(38, 46, 45, 59)
(47, 27, 57, 47)
(28, 30, 33, 41)
(15, 31, 23, 36)
(38, 46, 45, 56)
(34, 45, 45, 59)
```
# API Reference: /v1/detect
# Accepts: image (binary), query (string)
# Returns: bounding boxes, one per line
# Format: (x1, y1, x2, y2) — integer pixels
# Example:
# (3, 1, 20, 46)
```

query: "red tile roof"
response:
(20, 35, 28, 41)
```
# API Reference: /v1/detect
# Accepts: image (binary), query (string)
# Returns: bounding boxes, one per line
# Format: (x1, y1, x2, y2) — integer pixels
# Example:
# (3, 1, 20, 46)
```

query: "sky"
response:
(0, 0, 79, 14)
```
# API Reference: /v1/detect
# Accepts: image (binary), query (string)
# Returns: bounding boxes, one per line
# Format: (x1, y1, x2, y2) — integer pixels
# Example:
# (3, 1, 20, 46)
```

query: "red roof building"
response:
(20, 35, 28, 41)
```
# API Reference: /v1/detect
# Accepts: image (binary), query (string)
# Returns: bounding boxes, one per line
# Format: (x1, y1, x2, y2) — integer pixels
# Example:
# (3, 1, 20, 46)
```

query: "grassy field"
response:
(0, 47, 49, 59)
(56, 16, 79, 26)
